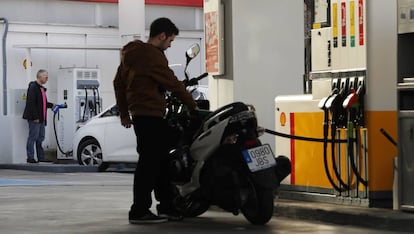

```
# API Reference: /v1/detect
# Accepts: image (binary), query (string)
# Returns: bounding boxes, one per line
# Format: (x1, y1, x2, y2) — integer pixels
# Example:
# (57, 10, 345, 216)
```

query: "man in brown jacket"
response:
(113, 17, 198, 224)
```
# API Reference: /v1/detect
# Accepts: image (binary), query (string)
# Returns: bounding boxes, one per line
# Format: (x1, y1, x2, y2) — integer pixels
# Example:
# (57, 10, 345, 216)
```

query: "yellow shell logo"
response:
(23, 59, 32, 69)
(280, 112, 286, 127)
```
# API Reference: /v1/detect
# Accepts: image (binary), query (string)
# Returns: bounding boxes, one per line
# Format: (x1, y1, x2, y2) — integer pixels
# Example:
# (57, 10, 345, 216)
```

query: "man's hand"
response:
(121, 116, 132, 128)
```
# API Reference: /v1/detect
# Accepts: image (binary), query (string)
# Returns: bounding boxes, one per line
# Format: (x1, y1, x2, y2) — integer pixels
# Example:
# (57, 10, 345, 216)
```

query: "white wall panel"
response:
(366, 0, 397, 111)
(231, 0, 304, 149)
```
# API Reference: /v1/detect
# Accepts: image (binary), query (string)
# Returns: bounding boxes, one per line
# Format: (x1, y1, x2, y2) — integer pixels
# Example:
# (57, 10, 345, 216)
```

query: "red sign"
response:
(341, 2, 346, 47)
(358, 0, 364, 46)
(205, 11, 219, 73)
(69, 0, 203, 7)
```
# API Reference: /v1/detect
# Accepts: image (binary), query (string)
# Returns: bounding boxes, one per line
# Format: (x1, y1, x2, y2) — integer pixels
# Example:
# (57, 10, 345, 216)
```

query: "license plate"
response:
(242, 144, 276, 172)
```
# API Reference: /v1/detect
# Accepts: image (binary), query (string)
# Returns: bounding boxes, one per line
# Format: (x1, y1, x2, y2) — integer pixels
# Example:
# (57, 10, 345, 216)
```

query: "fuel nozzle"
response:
(57, 103, 68, 108)
(319, 88, 339, 141)
(52, 103, 68, 113)
(318, 88, 338, 110)
(319, 78, 339, 109)
(342, 88, 359, 109)
(323, 88, 339, 109)
(325, 79, 349, 128)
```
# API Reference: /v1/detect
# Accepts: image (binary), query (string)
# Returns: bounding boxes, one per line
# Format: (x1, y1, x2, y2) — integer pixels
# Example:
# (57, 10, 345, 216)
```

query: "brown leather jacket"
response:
(113, 40, 197, 119)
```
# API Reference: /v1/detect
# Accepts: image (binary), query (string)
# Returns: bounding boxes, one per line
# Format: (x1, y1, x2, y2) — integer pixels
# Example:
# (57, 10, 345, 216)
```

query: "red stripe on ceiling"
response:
(70, 0, 117, 2)
(146, 0, 203, 7)
(69, 0, 203, 7)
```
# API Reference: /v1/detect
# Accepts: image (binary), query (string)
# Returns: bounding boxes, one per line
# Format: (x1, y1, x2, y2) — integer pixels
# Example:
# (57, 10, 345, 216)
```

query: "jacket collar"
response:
(33, 80, 47, 91)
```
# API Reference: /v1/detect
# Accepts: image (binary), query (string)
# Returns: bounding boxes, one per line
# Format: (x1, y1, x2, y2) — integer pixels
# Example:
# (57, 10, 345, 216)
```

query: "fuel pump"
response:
(56, 68, 102, 160)
(274, 0, 398, 208)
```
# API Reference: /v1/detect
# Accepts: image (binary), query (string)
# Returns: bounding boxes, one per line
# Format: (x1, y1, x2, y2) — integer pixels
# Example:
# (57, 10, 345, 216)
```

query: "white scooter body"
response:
(176, 106, 256, 197)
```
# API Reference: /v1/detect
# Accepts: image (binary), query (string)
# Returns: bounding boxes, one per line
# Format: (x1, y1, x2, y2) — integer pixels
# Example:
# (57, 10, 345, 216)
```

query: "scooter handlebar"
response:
(184, 72, 208, 87)
(196, 72, 209, 81)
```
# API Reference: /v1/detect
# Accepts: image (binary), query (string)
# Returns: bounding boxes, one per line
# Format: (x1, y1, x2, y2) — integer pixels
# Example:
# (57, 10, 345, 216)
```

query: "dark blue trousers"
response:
(26, 120, 46, 161)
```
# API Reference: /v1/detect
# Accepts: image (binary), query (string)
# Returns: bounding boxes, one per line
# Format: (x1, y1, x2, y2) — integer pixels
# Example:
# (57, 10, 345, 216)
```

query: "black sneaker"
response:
(27, 158, 38, 163)
(38, 159, 53, 163)
(129, 211, 168, 224)
(157, 205, 184, 221)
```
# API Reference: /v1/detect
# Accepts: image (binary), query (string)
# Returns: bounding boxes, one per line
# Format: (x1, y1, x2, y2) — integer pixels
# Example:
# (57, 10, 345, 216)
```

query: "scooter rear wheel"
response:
(241, 187, 274, 225)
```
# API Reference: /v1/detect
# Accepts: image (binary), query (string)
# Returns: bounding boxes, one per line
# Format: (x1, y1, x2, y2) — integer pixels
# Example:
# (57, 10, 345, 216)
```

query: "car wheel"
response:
(77, 138, 104, 168)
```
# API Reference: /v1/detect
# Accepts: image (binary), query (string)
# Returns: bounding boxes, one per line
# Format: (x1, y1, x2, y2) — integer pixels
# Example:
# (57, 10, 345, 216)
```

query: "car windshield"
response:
(101, 105, 119, 117)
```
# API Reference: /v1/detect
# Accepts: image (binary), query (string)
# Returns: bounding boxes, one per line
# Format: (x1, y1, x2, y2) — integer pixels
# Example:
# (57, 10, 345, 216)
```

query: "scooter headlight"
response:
(247, 104, 256, 112)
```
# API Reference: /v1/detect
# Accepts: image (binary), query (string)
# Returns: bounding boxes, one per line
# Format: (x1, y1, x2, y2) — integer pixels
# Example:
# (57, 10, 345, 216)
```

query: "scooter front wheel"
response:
(241, 187, 274, 225)
(173, 191, 210, 217)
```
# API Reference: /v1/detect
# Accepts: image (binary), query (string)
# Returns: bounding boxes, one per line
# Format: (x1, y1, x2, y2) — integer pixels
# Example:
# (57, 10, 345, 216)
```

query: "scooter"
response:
(166, 44, 291, 225)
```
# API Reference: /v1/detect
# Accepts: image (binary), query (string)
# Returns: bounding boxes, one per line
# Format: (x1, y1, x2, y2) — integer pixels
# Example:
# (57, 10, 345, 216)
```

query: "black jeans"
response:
(130, 115, 174, 216)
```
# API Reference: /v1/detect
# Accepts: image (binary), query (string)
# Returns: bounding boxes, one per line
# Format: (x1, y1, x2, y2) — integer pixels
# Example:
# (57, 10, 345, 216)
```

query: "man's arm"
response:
(25, 83, 40, 120)
(113, 64, 132, 128)
(149, 55, 198, 111)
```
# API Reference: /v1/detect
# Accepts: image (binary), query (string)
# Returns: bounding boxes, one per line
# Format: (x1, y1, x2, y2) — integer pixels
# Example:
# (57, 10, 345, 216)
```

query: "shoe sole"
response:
(158, 214, 184, 221)
(129, 219, 168, 224)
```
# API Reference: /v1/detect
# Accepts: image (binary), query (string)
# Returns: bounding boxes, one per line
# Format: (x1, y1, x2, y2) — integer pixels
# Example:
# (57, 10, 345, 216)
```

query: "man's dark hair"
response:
(149, 17, 179, 38)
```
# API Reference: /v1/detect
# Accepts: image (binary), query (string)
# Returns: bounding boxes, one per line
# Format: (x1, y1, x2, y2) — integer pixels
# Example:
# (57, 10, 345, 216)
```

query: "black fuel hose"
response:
(324, 110, 349, 192)
(53, 112, 73, 157)
(264, 128, 348, 143)
(264, 127, 351, 192)
(347, 124, 368, 186)
(329, 123, 350, 191)
(82, 88, 88, 121)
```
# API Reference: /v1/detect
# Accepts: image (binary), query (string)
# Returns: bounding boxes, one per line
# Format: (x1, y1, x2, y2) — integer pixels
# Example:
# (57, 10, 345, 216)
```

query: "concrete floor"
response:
(1, 167, 414, 233)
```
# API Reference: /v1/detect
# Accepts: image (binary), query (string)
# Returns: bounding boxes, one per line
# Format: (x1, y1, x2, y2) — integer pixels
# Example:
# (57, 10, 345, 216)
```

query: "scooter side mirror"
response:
(185, 43, 200, 66)
(186, 43, 200, 59)
(184, 43, 201, 80)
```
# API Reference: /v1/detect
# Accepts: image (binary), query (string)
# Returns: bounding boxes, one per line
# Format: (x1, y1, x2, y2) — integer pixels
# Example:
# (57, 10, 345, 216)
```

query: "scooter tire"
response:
(241, 187, 274, 225)
(173, 194, 210, 217)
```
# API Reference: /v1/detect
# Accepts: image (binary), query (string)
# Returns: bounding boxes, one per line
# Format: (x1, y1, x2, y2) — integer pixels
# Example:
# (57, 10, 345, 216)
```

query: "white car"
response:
(72, 104, 138, 171)
(72, 85, 208, 172)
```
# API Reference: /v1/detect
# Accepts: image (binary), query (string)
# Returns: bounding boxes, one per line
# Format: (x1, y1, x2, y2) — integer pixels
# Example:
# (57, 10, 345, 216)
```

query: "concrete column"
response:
(119, 0, 145, 44)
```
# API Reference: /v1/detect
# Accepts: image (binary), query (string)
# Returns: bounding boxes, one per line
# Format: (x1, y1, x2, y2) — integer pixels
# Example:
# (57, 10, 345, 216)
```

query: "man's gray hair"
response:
(36, 69, 48, 78)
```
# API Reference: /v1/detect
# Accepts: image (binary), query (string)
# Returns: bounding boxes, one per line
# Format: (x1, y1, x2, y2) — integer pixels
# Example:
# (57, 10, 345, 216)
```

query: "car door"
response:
(103, 105, 138, 162)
